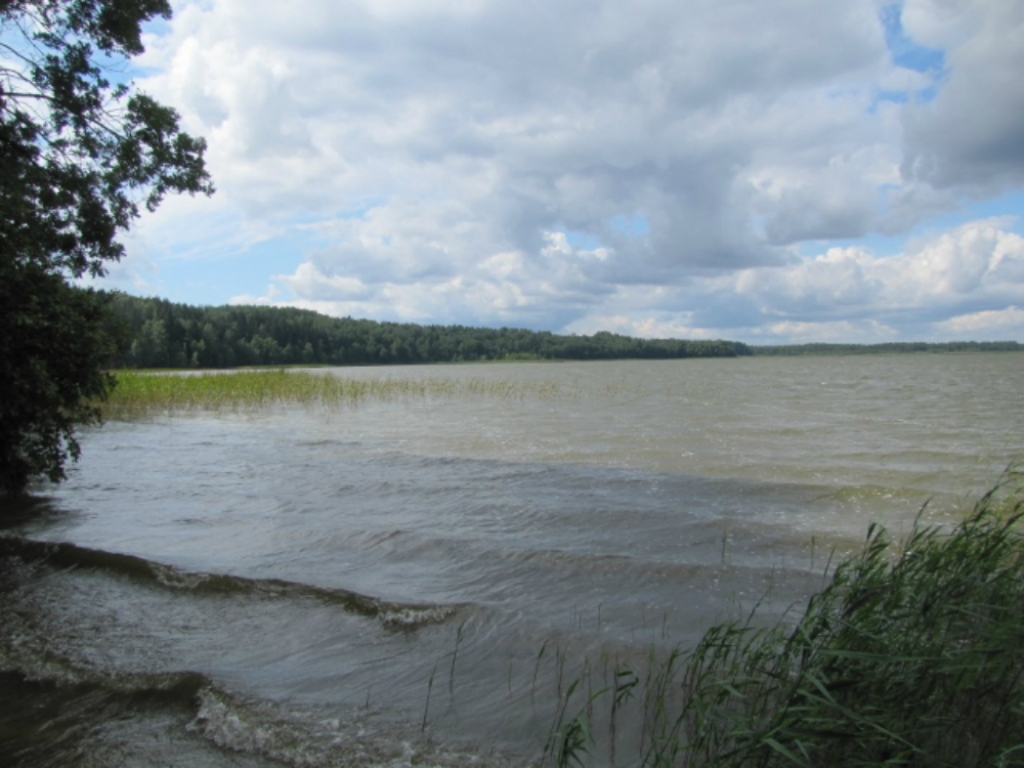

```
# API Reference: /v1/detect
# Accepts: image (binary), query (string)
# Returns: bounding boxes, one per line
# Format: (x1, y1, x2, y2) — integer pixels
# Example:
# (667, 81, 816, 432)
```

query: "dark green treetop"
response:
(1, 0, 213, 494)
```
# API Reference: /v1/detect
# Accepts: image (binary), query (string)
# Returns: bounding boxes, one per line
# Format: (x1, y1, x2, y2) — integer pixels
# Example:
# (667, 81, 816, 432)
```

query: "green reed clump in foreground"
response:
(551, 474, 1024, 768)
(102, 369, 555, 416)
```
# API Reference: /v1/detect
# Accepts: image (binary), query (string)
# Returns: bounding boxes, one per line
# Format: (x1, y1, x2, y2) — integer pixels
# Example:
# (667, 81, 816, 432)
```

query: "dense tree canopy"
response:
(105, 295, 1021, 372)
(1, 0, 212, 494)
(105, 294, 752, 368)
(750, 341, 1023, 355)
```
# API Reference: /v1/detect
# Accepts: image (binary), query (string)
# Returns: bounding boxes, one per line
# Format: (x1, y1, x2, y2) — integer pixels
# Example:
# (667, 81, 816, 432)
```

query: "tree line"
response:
(105, 293, 751, 368)
(751, 341, 1022, 355)
(104, 294, 1023, 370)
(106, 293, 1023, 370)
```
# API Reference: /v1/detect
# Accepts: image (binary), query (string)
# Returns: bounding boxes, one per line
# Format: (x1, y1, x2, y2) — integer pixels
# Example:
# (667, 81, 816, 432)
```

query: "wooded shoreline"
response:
(105, 292, 1022, 369)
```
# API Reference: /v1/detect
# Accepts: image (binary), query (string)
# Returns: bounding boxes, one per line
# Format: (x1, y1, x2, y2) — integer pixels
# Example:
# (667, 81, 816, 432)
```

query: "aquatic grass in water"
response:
(550, 473, 1024, 767)
(102, 369, 557, 416)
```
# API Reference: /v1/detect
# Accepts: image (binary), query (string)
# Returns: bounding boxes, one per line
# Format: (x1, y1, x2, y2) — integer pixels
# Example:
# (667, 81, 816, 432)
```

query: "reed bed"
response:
(548, 472, 1024, 768)
(102, 369, 557, 417)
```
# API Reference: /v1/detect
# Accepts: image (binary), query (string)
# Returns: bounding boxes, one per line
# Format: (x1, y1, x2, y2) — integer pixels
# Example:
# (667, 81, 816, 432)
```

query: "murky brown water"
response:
(2, 354, 1022, 766)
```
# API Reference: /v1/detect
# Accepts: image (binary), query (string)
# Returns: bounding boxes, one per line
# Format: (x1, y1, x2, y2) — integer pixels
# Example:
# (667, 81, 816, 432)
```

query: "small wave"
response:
(0, 668, 230, 768)
(0, 535, 463, 630)
(0, 591, 501, 768)
(0, 662, 458, 768)
(380, 604, 460, 629)
(814, 483, 933, 507)
(188, 685, 525, 768)
(0, 621, 522, 768)
(0, 638, 210, 703)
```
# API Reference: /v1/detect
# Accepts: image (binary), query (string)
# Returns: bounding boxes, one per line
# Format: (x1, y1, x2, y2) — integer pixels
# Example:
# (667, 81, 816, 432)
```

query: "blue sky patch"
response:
(880, 4, 945, 74)
(154, 238, 305, 306)
(909, 189, 1024, 237)
(609, 213, 650, 237)
(564, 230, 603, 250)
(799, 188, 1024, 260)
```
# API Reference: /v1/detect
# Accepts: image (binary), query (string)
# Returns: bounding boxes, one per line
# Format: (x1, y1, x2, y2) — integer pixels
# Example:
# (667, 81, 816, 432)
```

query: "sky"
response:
(98, 0, 1024, 344)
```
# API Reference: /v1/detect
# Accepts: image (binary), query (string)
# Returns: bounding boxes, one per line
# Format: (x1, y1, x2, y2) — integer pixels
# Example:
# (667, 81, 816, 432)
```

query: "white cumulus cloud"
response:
(99, 0, 1024, 343)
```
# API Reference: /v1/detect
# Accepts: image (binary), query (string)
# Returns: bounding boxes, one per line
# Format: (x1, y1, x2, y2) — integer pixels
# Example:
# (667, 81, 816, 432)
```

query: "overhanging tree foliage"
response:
(1, 0, 213, 494)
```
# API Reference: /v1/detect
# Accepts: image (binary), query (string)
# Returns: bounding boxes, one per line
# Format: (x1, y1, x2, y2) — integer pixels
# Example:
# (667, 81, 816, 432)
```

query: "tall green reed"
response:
(550, 471, 1024, 768)
(102, 369, 557, 417)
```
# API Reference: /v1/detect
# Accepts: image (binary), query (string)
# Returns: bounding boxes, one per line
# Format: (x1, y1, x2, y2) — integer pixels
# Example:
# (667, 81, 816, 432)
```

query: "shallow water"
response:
(2, 354, 1022, 766)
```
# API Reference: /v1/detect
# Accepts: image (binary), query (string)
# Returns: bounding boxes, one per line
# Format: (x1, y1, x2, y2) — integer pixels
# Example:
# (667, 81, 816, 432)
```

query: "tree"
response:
(1, 0, 213, 494)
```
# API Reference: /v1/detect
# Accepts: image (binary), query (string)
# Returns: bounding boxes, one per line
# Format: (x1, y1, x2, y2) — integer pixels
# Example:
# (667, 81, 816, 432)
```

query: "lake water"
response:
(1, 354, 1022, 766)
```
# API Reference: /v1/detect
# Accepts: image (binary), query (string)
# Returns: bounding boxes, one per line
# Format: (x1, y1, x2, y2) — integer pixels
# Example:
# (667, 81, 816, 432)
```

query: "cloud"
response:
(723, 218, 1024, 338)
(901, 0, 1024, 192)
(562, 217, 1024, 342)
(762, 319, 901, 343)
(116, 0, 1024, 343)
(142, 0, 893, 261)
(566, 314, 718, 341)
(936, 306, 1024, 335)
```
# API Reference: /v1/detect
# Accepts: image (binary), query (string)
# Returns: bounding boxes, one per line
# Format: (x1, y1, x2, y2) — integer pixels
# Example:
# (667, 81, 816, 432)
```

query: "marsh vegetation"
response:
(544, 475, 1024, 768)
(102, 368, 559, 417)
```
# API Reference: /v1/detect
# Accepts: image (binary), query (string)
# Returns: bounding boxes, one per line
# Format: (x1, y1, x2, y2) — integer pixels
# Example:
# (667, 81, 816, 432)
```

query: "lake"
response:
(1, 354, 1022, 766)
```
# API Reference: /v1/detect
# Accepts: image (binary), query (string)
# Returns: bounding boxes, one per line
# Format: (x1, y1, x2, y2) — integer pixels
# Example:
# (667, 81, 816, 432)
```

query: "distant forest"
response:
(751, 341, 1022, 355)
(104, 293, 749, 368)
(104, 294, 1022, 369)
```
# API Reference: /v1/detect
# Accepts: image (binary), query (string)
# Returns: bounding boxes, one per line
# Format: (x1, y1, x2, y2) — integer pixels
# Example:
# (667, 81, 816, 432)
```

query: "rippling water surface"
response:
(2, 355, 1022, 766)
